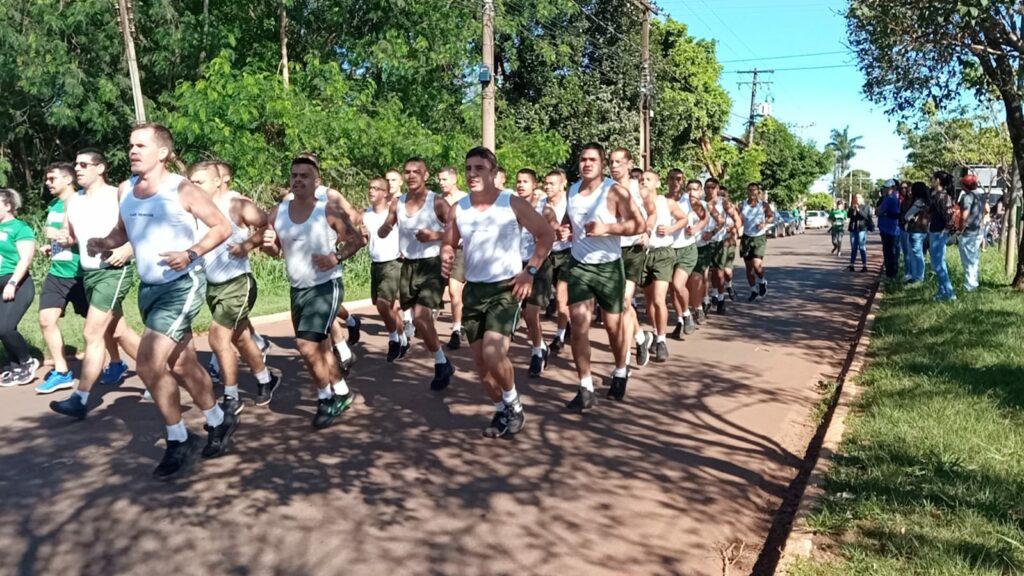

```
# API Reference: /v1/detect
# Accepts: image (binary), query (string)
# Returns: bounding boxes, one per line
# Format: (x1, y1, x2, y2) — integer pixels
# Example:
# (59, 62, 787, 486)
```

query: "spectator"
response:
(847, 193, 873, 273)
(903, 181, 931, 283)
(877, 179, 902, 280)
(0, 188, 39, 387)
(929, 171, 956, 301)
(898, 181, 913, 279)
(957, 173, 985, 291)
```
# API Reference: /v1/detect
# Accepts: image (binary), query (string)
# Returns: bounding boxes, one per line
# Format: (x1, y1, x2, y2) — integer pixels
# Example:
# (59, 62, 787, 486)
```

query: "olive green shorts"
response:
(207, 273, 258, 330)
(371, 259, 402, 302)
(450, 247, 466, 283)
(741, 234, 768, 260)
(400, 256, 443, 310)
(83, 265, 134, 314)
(694, 245, 713, 275)
(548, 248, 572, 285)
(290, 278, 343, 341)
(714, 241, 737, 269)
(622, 245, 647, 285)
(524, 259, 553, 308)
(674, 244, 698, 274)
(567, 258, 625, 313)
(642, 246, 675, 286)
(138, 270, 206, 343)
(705, 241, 725, 270)
(463, 280, 521, 343)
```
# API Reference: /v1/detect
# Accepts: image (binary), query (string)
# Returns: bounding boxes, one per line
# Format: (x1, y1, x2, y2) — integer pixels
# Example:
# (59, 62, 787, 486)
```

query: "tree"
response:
(805, 192, 835, 211)
(833, 169, 874, 201)
(897, 111, 1012, 181)
(754, 117, 833, 208)
(826, 126, 865, 194)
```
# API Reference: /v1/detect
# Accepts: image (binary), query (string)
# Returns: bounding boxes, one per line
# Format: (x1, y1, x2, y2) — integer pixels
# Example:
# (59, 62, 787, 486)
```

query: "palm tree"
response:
(827, 126, 865, 196)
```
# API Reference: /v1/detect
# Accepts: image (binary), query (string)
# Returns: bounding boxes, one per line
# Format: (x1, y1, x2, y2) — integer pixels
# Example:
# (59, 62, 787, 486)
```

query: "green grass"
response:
(792, 247, 1024, 576)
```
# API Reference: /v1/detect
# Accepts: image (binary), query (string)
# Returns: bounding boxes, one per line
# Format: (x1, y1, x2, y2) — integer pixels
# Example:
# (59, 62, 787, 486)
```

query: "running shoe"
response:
(447, 329, 462, 350)
(653, 341, 669, 363)
(565, 387, 596, 413)
(347, 315, 361, 345)
(100, 361, 129, 385)
(202, 409, 240, 458)
(312, 391, 355, 429)
(50, 393, 88, 420)
(153, 432, 203, 480)
(386, 340, 402, 362)
(35, 369, 75, 394)
(220, 394, 245, 416)
(254, 374, 280, 407)
(430, 361, 455, 391)
(607, 371, 629, 401)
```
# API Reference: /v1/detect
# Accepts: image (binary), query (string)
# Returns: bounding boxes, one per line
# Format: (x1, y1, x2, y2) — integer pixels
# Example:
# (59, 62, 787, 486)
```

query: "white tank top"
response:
(397, 191, 443, 259)
(520, 196, 546, 261)
(742, 200, 768, 237)
(649, 196, 675, 249)
(197, 192, 252, 284)
(364, 206, 400, 263)
(455, 191, 523, 283)
(672, 196, 700, 249)
(696, 199, 717, 248)
(621, 180, 648, 247)
(711, 198, 732, 243)
(548, 194, 571, 252)
(120, 174, 199, 285)
(568, 178, 621, 264)
(275, 196, 341, 289)
(69, 185, 122, 271)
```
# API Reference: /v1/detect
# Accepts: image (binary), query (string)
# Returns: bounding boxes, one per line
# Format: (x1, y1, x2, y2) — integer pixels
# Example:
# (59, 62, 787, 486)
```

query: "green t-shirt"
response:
(46, 197, 81, 278)
(829, 208, 847, 233)
(0, 218, 36, 276)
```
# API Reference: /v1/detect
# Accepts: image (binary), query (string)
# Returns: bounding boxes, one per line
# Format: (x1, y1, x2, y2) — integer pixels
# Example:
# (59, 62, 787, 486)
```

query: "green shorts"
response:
(207, 273, 258, 330)
(694, 245, 713, 275)
(674, 244, 698, 274)
(463, 280, 521, 343)
(622, 245, 647, 285)
(642, 246, 675, 286)
(138, 270, 206, 343)
(400, 256, 443, 310)
(83, 265, 134, 314)
(450, 247, 466, 283)
(568, 258, 625, 313)
(741, 234, 768, 260)
(524, 259, 553, 308)
(290, 278, 343, 341)
(371, 259, 402, 302)
(717, 241, 738, 269)
(705, 241, 726, 270)
(548, 248, 572, 285)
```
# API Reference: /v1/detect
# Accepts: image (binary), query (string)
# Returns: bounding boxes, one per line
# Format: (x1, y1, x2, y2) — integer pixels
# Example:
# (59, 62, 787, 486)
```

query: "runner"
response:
(720, 185, 742, 302)
(494, 167, 508, 191)
(0, 189, 38, 387)
(545, 169, 573, 356)
(386, 168, 415, 341)
(362, 177, 407, 362)
(564, 143, 645, 410)
(740, 183, 774, 301)
(515, 169, 558, 377)
(188, 161, 279, 411)
(665, 170, 703, 339)
(262, 154, 364, 428)
(691, 179, 723, 325)
(437, 166, 468, 349)
(442, 147, 554, 437)
(48, 150, 143, 418)
(829, 199, 847, 256)
(707, 179, 743, 315)
(376, 157, 456, 391)
(86, 123, 238, 479)
(641, 170, 680, 362)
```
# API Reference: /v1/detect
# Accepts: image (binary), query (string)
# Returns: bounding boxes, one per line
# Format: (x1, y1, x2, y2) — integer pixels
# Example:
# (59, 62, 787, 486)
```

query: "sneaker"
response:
(312, 391, 355, 429)
(206, 361, 221, 385)
(695, 308, 707, 325)
(758, 282, 768, 297)
(482, 410, 509, 438)
(701, 300, 711, 316)
(100, 361, 129, 385)
(50, 393, 88, 420)
(430, 361, 455, 391)
(903, 274, 913, 282)
(346, 315, 362, 345)
(607, 371, 629, 401)
(504, 402, 525, 435)
(726, 286, 736, 301)
(564, 387, 596, 413)
(35, 369, 75, 394)
(635, 332, 653, 367)
(528, 350, 548, 378)
(153, 432, 203, 480)
(201, 409, 240, 458)
(399, 341, 410, 359)
(544, 298, 557, 319)
(1, 358, 40, 387)
(335, 347, 356, 377)
(654, 341, 668, 363)
(447, 329, 462, 350)
(254, 374, 280, 407)
(386, 340, 402, 362)
(594, 307, 603, 326)
(684, 315, 697, 335)
(748, 291, 759, 302)
(860, 266, 868, 273)
(0, 363, 16, 386)
(715, 298, 727, 315)
(220, 394, 244, 416)
(847, 265, 855, 272)
(671, 322, 683, 340)
(548, 336, 564, 356)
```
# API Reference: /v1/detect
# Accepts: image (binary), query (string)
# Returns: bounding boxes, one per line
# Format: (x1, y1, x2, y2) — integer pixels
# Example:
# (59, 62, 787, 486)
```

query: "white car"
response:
(804, 210, 830, 229)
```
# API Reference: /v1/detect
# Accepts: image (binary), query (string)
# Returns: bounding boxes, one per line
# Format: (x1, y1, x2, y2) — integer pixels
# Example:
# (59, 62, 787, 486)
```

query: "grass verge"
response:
(790, 247, 1024, 575)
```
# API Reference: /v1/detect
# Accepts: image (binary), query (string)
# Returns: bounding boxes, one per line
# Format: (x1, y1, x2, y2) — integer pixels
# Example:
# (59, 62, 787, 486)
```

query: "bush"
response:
(805, 192, 835, 211)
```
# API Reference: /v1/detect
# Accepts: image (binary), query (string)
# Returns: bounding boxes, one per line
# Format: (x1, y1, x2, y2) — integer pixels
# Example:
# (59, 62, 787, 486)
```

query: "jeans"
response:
(929, 232, 955, 299)
(958, 232, 982, 291)
(880, 232, 899, 278)
(908, 232, 927, 282)
(849, 230, 867, 266)
(831, 230, 844, 251)
(900, 228, 912, 276)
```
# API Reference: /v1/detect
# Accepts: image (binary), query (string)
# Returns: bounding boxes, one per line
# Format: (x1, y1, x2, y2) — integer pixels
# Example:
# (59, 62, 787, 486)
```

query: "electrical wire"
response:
(719, 50, 849, 64)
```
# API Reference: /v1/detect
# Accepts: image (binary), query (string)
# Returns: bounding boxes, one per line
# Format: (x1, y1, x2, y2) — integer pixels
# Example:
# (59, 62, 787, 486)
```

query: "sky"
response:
(658, 0, 906, 190)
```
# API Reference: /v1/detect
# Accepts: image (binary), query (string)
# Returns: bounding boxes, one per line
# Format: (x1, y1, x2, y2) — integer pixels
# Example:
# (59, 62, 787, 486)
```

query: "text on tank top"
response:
(275, 196, 341, 289)
(455, 191, 523, 283)
(69, 186, 121, 271)
(672, 196, 701, 248)
(742, 201, 767, 237)
(520, 196, 546, 261)
(197, 192, 253, 284)
(397, 191, 443, 259)
(548, 194, 571, 251)
(621, 180, 648, 247)
(568, 178, 621, 264)
(364, 206, 400, 263)
(120, 173, 199, 285)
(649, 195, 675, 248)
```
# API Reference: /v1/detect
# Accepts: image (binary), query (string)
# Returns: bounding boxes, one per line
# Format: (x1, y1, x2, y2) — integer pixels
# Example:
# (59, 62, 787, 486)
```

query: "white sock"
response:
(682, 310, 692, 318)
(613, 366, 628, 378)
(726, 280, 733, 288)
(452, 323, 462, 333)
(703, 296, 711, 305)
(346, 316, 357, 327)
(317, 386, 333, 400)
(203, 404, 225, 428)
(634, 331, 646, 345)
(404, 310, 413, 323)
(224, 385, 240, 400)
(656, 334, 667, 343)
(335, 340, 352, 362)
(555, 328, 566, 341)
(434, 349, 447, 364)
(580, 376, 594, 392)
(333, 379, 350, 396)
(400, 333, 409, 347)
(254, 368, 271, 384)
(759, 277, 767, 285)
(494, 401, 506, 412)
(750, 284, 758, 293)
(252, 332, 267, 349)
(166, 419, 188, 442)
(502, 388, 523, 412)
(75, 389, 90, 403)
(532, 346, 545, 357)
(711, 289, 720, 300)
(388, 331, 400, 343)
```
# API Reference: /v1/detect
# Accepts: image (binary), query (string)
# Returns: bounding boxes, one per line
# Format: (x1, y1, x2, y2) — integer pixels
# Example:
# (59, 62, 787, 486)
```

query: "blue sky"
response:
(659, 0, 906, 189)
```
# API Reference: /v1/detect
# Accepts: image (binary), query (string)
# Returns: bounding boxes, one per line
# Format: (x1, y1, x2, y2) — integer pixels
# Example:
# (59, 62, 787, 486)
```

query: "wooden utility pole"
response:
(482, 0, 496, 152)
(280, 0, 290, 88)
(736, 68, 772, 146)
(630, 0, 657, 169)
(116, 0, 146, 123)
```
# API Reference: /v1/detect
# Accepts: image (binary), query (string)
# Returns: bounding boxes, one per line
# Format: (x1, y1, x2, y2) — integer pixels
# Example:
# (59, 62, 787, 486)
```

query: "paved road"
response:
(0, 232, 877, 576)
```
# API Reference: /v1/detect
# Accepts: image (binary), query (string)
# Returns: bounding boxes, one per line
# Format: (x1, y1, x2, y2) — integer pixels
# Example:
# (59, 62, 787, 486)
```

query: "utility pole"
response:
(631, 0, 657, 169)
(736, 68, 773, 146)
(481, 0, 496, 152)
(116, 0, 146, 123)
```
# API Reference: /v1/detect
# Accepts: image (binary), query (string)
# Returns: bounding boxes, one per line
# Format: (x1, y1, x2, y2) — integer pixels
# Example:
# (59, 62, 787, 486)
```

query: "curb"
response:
(247, 298, 374, 327)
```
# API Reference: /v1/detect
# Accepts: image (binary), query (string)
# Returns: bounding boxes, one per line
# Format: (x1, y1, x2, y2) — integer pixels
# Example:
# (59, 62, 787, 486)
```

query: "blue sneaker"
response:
(100, 361, 129, 385)
(50, 393, 88, 420)
(35, 369, 75, 395)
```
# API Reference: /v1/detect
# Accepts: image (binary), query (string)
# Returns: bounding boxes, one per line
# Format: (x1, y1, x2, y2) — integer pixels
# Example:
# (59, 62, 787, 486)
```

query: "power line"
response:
(694, 0, 759, 59)
(723, 63, 857, 73)
(719, 50, 849, 64)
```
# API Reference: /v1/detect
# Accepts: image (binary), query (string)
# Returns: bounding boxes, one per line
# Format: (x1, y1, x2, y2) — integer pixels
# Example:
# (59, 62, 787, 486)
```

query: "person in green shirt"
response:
(35, 162, 89, 394)
(0, 188, 39, 387)
(828, 199, 847, 256)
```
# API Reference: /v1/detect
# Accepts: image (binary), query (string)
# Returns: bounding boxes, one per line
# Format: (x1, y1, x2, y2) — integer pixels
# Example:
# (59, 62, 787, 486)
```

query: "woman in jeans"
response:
(0, 188, 38, 386)
(902, 181, 931, 283)
(928, 171, 956, 301)
(847, 193, 873, 272)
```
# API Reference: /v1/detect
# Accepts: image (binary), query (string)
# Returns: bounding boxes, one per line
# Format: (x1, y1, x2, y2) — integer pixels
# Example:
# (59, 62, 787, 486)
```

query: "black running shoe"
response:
(653, 341, 669, 363)
(504, 401, 525, 435)
(528, 353, 545, 378)
(607, 371, 629, 401)
(564, 387, 596, 412)
(50, 394, 88, 420)
(716, 298, 727, 315)
(335, 348, 356, 377)
(482, 410, 509, 438)
(684, 314, 697, 335)
(758, 282, 767, 297)
(860, 266, 868, 273)
(347, 315, 362, 345)
(153, 432, 203, 480)
(254, 374, 280, 407)
(549, 336, 564, 356)
(399, 342, 410, 359)
(220, 394, 244, 416)
(702, 300, 711, 315)
(636, 332, 652, 367)
(312, 391, 355, 429)
(544, 298, 557, 319)
(726, 286, 736, 301)
(748, 291, 759, 302)
(847, 265, 855, 272)
(386, 340, 402, 362)
(202, 409, 240, 458)
(430, 361, 455, 391)
(671, 322, 683, 340)
(594, 307, 603, 326)
(447, 329, 462, 350)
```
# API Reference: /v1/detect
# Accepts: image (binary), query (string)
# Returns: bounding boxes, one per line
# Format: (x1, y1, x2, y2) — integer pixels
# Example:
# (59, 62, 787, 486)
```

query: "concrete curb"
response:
(247, 298, 375, 326)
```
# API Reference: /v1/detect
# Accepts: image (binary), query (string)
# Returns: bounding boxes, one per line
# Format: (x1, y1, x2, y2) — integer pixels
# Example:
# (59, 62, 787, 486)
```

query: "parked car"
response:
(777, 210, 798, 236)
(805, 210, 830, 229)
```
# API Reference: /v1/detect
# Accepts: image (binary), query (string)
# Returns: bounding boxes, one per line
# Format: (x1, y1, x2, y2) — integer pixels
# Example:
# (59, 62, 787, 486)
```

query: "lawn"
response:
(790, 247, 1024, 575)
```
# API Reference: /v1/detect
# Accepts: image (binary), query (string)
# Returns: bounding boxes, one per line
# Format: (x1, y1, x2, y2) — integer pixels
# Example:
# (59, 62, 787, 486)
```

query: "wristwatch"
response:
(186, 249, 199, 263)
(526, 265, 539, 276)
(335, 245, 345, 262)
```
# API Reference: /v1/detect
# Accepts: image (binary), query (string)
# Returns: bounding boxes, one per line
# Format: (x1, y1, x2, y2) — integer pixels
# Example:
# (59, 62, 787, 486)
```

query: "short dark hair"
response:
(404, 156, 428, 171)
(465, 147, 498, 170)
(188, 160, 222, 178)
(546, 168, 566, 180)
(516, 168, 538, 182)
(911, 181, 930, 202)
(705, 177, 721, 187)
(747, 182, 762, 190)
(933, 170, 953, 191)
(667, 168, 684, 177)
(610, 147, 633, 162)
(686, 179, 703, 188)
(45, 162, 75, 179)
(580, 142, 606, 161)
(132, 122, 175, 157)
(291, 154, 320, 174)
(630, 168, 644, 177)
(438, 166, 458, 177)
(76, 148, 108, 171)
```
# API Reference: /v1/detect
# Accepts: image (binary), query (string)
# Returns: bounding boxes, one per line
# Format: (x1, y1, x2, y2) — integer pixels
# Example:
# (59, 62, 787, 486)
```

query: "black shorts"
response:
(40, 274, 88, 317)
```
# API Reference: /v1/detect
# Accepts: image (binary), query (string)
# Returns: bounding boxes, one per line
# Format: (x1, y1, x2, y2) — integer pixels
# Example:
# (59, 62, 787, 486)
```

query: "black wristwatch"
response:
(526, 265, 539, 276)
(186, 249, 200, 263)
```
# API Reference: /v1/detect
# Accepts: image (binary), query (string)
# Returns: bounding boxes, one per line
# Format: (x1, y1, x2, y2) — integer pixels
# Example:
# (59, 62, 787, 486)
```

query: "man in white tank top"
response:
(362, 176, 407, 362)
(640, 171, 688, 363)
(376, 157, 455, 391)
(441, 147, 554, 438)
(188, 162, 279, 413)
(720, 185, 742, 302)
(87, 123, 236, 480)
(543, 169, 573, 356)
(691, 179, 726, 325)
(564, 143, 646, 411)
(48, 149, 142, 420)
(740, 182, 774, 301)
(515, 169, 559, 378)
(386, 168, 416, 342)
(665, 170, 708, 340)
(437, 166, 468, 350)
(707, 180, 744, 314)
(262, 155, 365, 429)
